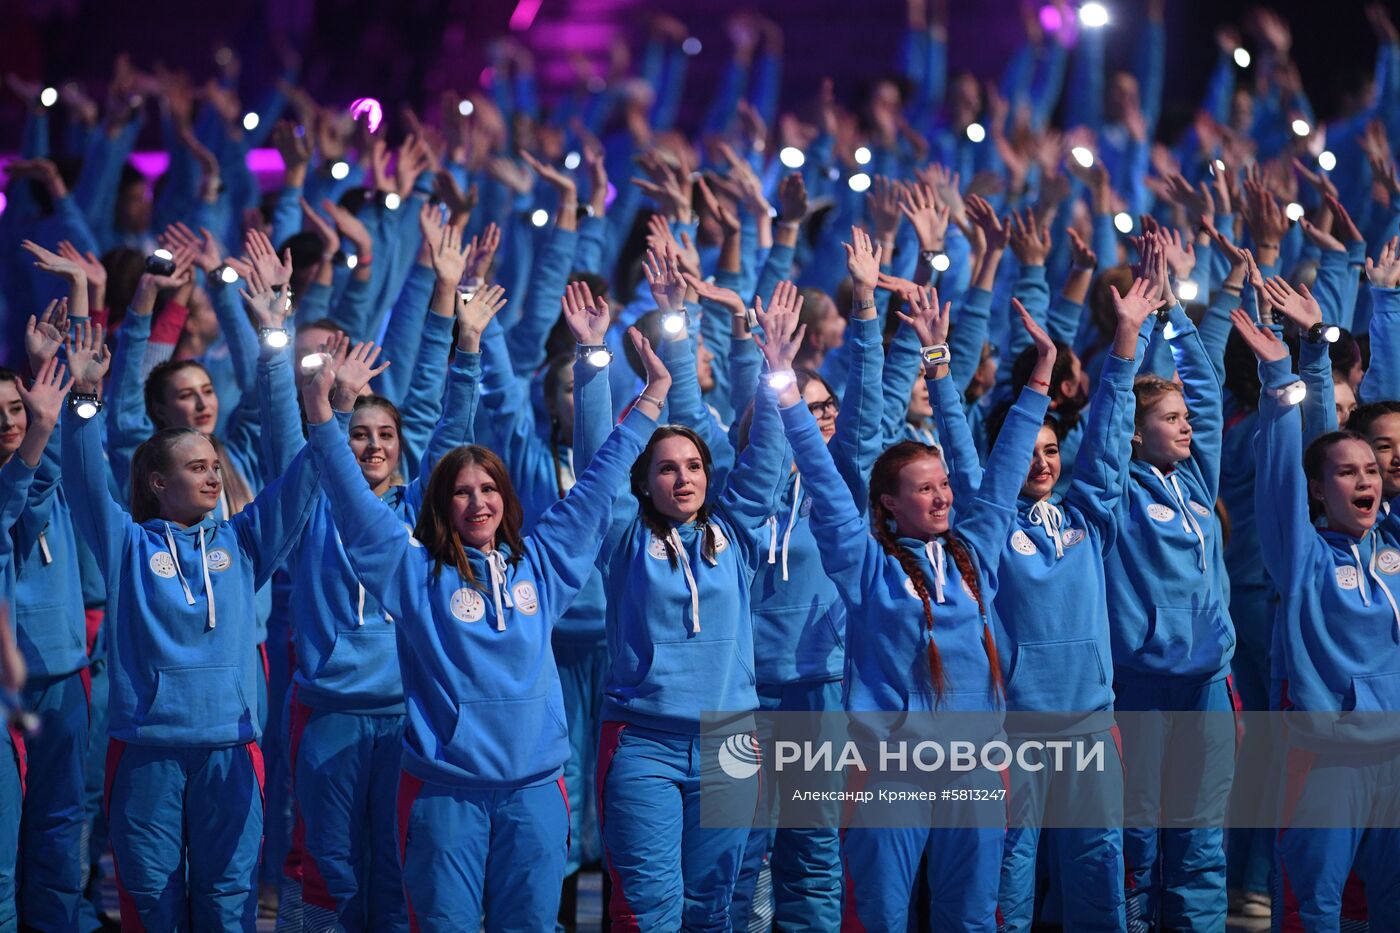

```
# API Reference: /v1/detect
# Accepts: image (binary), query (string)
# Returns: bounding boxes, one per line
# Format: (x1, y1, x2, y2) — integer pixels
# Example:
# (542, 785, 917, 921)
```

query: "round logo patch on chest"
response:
(512, 581, 540, 615)
(712, 526, 729, 553)
(450, 587, 486, 623)
(1009, 530, 1038, 556)
(1378, 548, 1400, 575)
(206, 548, 232, 572)
(1336, 566, 1360, 590)
(1189, 500, 1212, 518)
(149, 552, 177, 579)
(1062, 528, 1085, 547)
(647, 535, 671, 560)
(902, 576, 921, 600)
(1147, 504, 1176, 523)
(799, 498, 813, 518)
(403, 522, 423, 548)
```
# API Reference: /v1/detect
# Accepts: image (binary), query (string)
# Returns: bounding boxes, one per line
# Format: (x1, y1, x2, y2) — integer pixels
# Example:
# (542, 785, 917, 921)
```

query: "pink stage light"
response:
(349, 97, 384, 134)
(509, 0, 543, 32)
(1039, 5, 1064, 32)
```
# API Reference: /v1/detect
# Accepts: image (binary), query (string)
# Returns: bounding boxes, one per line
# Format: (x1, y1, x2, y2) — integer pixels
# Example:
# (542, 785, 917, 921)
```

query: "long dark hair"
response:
(542, 354, 573, 500)
(414, 445, 525, 587)
(630, 425, 719, 566)
(130, 428, 206, 523)
(1008, 340, 1084, 431)
(145, 359, 253, 514)
(867, 441, 1002, 704)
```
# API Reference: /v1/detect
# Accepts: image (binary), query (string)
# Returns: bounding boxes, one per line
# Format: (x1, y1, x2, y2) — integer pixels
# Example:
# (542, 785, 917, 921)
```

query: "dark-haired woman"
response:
(927, 282, 1162, 931)
(60, 320, 323, 931)
(265, 275, 507, 932)
(1235, 309, 1400, 931)
(773, 284, 1054, 930)
(303, 299, 671, 931)
(584, 289, 797, 932)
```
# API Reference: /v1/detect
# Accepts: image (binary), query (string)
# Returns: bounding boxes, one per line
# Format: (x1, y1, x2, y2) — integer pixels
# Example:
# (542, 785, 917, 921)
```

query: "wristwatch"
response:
(1305, 322, 1341, 345)
(576, 344, 612, 367)
(920, 344, 951, 367)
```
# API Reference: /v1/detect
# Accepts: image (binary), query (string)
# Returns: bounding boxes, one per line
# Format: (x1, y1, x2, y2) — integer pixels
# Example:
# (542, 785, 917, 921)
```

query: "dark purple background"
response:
(0, 0, 1384, 148)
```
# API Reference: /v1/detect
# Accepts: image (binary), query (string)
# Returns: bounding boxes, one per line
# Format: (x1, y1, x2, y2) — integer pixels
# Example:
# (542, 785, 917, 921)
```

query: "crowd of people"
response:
(2, 0, 1400, 930)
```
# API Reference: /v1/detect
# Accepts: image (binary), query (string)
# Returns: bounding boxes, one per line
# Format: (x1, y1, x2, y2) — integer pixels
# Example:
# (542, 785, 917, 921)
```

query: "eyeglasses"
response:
(807, 398, 839, 417)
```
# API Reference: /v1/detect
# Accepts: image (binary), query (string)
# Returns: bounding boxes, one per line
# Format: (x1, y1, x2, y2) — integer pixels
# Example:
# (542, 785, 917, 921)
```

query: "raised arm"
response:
(1360, 243, 1400, 404)
(59, 323, 127, 575)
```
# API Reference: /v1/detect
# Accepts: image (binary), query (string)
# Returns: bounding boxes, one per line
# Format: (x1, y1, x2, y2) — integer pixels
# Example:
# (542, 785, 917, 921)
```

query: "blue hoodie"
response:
(11, 430, 86, 677)
(1255, 356, 1400, 750)
(0, 456, 37, 607)
(61, 406, 322, 747)
(1104, 305, 1235, 683)
(578, 362, 789, 734)
(933, 319, 1151, 735)
(477, 321, 608, 645)
(748, 315, 886, 686)
(779, 385, 1050, 734)
(307, 405, 657, 788)
(280, 351, 484, 714)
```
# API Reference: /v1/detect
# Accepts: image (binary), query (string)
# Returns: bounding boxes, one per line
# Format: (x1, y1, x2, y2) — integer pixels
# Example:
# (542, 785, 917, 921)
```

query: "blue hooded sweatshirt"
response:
(1104, 305, 1235, 683)
(576, 359, 789, 735)
(1255, 356, 1400, 750)
(11, 430, 86, 677)
(748, 315, 886, 686)
(779, 385, 1050, 738)
(307, 404, 657, 788)
(0, 456, 37, 607)
(932, 317, 1151, 735)
(280, 350, 485, 714)
(61, 405, 322, 747)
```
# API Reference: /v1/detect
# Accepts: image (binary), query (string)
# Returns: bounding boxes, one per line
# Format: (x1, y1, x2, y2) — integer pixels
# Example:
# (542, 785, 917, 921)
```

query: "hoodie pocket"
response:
(1138, 607, 1234, 676)
(645, 638, 753, 705)
(139, 665, 250, 736)
(1347, 671, 1400, 712)
(445, 694, 569, 782)
(1006, 639, 1108, 710)
(316, 630, 401, 700)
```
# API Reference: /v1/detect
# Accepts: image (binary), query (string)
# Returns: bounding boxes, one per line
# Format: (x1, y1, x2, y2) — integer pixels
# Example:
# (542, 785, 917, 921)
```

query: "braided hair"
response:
(868, 441, 1003, 705)
(629, 425, 719, 567)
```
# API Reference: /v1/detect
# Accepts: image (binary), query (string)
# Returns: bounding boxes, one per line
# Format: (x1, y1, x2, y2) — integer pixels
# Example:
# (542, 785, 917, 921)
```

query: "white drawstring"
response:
(559, 447, 576, 495)
(198, 528, 216, 629)
(163, 523, 215, 629)
(767, 516, 779, 566)
(923, 540, 947, 604)
(779, 475, 802, 582)
(486, 551, 514, 632)
(1351, 540, 1400, 633)
(668, 529, 702, 633)
(1029, 501, 1066, 558)
(1149, 465, 1207, 572)
(37, 531, 52, 565)
(1350, 544, 1373, 606)
(357, 583, 366, 626)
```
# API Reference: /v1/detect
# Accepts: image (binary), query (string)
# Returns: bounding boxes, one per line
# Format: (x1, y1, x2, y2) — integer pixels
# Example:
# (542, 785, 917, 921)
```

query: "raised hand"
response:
(56, 241, 108, 293)
(1163, 172, 1215, 230)
(161, 222, 224, 274)
(642, 247, 685, 314)
(244, 229, 293, 289)
(1009, 209, 1051, 266)
(238, 263, 289, 330)
(876, 272, 922, 302)
(434, 171, 479, 225)
(777, 173, 808, 223)
(965, 194, 1010, 251)
(64, 321, 109, 392)
(1110, 277, 1169, 342)
(271, 119, 311, 186)
(752, 289, 806, 378)
(1366, 236, 1400, 289)
(867, 176, 903, 243)
(520, 150, 578, 200)
(561, 281, 611, 345)
(695, 176, 740, 235)
(627, 327, 672, 415)
(300, 354, 337, 424)
(15, 356, 73, 428)
(1067, 227, 1098, 271)
(463, 223, 501, 284)
(429, 223, 469, 287)
(1324, 195, 1363, 245)
(682, 274, 747, 321)
(322, 200, 373, 259)
(1230, 308, 1289, 363)
(896, 285, 951, 349)
(843, 225, 883, 299)
(1261, 276, 1322, 329)
(456, 283, 508, 351)
(332, 341, 390, 405)
(1014, 297, 1058, 391)
(899, 182, 950, 252)
(25, 299, 69, 371)
(21, 240, 85, 282)
(1161, 227, 1196, 280)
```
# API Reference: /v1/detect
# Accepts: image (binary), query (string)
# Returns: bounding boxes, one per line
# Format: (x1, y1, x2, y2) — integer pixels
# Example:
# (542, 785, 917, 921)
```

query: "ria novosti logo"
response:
(717, 733, 762, 779)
